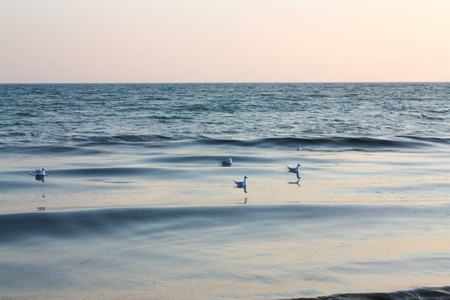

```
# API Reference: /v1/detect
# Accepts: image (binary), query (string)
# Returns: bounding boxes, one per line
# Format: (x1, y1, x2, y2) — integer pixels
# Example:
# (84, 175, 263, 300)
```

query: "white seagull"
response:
(35, 168, 46, 176)
(30, 131, 37, 136)
(234, 176, 248, 188)
(296, 145, 302, 151)
(287, 164, 301, 173)
(220, 156, 233, 165)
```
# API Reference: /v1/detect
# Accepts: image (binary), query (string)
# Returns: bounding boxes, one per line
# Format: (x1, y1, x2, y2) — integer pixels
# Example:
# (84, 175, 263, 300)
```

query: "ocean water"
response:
(1, 83, 450, 299)
(1, 83, 450, 149)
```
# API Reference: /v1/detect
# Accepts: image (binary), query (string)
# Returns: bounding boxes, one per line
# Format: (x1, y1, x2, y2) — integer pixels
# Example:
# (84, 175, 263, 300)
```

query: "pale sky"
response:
(1, 0, 449, 83)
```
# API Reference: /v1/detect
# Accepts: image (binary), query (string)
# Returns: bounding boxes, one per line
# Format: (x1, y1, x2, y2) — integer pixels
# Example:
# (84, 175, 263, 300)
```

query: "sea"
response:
(0, 82, 449, 299)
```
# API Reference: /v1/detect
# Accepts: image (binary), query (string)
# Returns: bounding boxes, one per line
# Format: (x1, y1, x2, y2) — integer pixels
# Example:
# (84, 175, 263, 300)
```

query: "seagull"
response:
(296, 145, 302, 151)
(30, 131, 37, 136)
(286, 164, 301, 173)
(35, 168, 46, 176)
(234, 176, 248, 188)
(219, 156, 233, 165)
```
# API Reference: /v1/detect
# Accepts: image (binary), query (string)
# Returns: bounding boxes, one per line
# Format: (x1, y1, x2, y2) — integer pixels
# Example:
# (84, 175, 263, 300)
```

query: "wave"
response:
(0, 205, 347, 241)
(0, 145, 107, 156)
(0, 206, 273, 241)
(1, 204, 446, 242)
(2, 133, 449, 154)
(296, 286, 450, 300)
(182, 104, 211, 111)
(0, 131, 27, 137)
(71, 134, 176, 147)
(50, 166, 183, 178)
(195, 136, 450, 152)
(14, 112, 35, 117)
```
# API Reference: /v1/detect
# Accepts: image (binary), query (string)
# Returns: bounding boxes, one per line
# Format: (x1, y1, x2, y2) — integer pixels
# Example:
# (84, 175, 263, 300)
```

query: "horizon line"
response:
(1, 81, 449, 85)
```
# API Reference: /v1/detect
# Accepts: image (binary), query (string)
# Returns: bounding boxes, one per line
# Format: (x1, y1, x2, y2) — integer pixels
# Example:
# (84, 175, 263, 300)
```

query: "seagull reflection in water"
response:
(35, 175, 45, 182)
(288, 177, 301, 186)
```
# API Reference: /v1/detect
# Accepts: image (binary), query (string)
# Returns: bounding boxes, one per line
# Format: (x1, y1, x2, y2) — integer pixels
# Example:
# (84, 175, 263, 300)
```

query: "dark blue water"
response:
(1, 83, 450, 299)
(1, 83, 449, 155)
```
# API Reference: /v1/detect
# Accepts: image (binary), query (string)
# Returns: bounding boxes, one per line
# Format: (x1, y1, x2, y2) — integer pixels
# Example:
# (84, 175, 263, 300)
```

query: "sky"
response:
(1, 0, 449, 83)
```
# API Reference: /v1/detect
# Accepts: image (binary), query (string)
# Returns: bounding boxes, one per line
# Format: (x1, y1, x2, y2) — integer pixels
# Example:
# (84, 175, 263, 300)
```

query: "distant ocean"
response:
(1, 83, 449, 153)
(1, 83, 449, 299)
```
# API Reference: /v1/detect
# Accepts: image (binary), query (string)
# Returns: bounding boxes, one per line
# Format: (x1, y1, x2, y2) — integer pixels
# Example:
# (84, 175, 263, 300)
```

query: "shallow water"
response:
(1, 204, 450, 299)
(1, 146, 449, 213)
(0, 83, 449, 299)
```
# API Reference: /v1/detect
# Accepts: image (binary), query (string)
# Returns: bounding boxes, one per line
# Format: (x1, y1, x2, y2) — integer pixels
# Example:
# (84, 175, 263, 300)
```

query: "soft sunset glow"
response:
(1, 0, 449, 83)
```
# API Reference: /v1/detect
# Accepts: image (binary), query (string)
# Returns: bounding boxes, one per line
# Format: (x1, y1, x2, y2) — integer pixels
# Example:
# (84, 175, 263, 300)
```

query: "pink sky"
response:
(1, 0, 449, 83)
